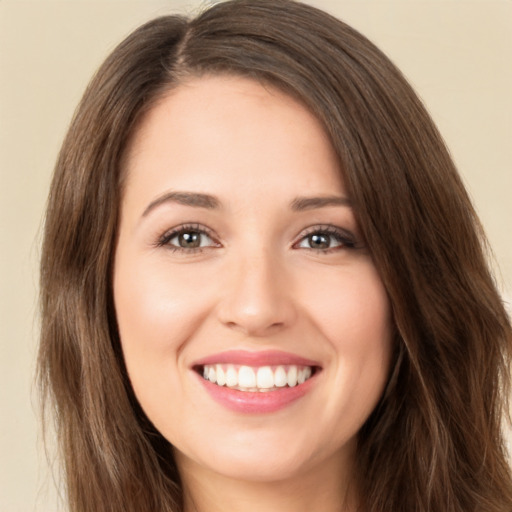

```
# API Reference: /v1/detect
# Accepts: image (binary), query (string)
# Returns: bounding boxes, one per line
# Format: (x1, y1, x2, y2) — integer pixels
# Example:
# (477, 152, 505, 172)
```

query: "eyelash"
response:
(293, 225, 357, 253)
(156, 223, 358, 254)
(157, 223, 219, 253)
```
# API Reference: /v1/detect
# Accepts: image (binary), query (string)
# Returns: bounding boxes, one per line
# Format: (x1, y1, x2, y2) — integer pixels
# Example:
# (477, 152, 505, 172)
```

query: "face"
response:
(114, 75, 391, 487)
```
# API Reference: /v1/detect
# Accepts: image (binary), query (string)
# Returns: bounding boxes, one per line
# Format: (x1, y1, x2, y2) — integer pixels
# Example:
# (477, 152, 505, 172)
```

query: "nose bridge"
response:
(218, 243, 295, 336)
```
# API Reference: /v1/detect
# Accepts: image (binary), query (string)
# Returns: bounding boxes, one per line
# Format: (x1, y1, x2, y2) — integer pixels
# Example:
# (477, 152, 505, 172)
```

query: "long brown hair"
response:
(38, 1, 512, 510)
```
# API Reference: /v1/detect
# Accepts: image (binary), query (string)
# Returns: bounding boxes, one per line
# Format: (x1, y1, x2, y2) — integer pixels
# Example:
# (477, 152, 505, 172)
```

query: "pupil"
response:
(310, 233, 329, 249)
(179, 231, 201, 248)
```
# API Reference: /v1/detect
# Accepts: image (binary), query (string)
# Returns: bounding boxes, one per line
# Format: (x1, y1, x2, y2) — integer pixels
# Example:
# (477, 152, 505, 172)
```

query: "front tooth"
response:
(238, 366, 256, 388)
(208, 366, 217, 383)
(216, 365, 226, 386)
(274, 366, 287, 387)
(256, 366, 274, 389)
(287, 366, 298, 387)
(225, 365, 237, 387)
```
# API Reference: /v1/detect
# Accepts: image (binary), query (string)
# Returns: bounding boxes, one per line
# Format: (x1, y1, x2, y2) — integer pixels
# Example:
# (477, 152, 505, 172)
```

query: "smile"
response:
(199, 364, 315, 391)
(192, 350, 321, 413)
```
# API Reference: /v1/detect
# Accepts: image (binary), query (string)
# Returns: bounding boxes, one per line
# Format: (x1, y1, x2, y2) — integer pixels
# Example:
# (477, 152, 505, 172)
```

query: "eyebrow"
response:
(290, 195, 352, 211)
(142, 191, 221, 217)
(142, 191, 352, 217)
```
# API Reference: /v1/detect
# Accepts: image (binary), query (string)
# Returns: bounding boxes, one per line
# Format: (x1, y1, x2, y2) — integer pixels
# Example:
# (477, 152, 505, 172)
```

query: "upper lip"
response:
(192, 350, 321, 368)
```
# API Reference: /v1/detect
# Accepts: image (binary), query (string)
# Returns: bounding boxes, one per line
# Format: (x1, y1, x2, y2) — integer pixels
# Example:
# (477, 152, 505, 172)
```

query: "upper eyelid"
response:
(158, 223, 218, 247)
(163, 223, 213, 237)
(291, 224, 359, 251)
(295, 224, 355, 240)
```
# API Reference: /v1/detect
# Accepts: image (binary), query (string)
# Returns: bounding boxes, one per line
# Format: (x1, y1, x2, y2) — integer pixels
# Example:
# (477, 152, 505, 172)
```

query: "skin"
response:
(113, 75, 392, 512)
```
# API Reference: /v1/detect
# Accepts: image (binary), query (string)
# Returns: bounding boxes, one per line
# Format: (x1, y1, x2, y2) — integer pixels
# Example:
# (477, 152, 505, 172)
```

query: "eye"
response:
(158, 224, 219, 252)
(171, 230, 207, 249)
(294, 225, 356, 252)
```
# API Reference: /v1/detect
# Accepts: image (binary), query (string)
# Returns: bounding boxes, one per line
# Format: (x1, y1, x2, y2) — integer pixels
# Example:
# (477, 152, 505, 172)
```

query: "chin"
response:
(172, 423, 354, 485)
(182, 446, 315, 483)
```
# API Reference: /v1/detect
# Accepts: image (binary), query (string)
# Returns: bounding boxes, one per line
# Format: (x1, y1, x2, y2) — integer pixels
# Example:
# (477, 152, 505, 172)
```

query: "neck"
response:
(177, 448, 359, 512)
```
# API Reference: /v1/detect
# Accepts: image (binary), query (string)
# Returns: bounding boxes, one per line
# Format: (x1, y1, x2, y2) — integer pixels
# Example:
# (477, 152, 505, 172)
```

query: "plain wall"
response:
(1, 1, 510, 510)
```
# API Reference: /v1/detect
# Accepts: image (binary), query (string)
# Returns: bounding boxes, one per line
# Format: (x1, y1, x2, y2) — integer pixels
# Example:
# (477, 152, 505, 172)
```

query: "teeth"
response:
(256, 366, 274, 389)
(225, 365, 237, 387)
(287, 366, 298, 387)
(274, 366, 287, 387)
(201, 363, 315, 391)
(216, 366, 226, 386)
(238, 366, 256, 388)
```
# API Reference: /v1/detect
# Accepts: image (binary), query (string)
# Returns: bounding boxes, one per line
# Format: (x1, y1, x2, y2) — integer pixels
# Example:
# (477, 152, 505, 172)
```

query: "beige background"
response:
(1, 1, 511, 510)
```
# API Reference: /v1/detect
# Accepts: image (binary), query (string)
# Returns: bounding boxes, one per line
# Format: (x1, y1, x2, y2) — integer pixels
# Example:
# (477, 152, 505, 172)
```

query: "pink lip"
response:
(192, 350, 320, 368)
(191, 350, 321, 414)
(195, 372, 317, 413)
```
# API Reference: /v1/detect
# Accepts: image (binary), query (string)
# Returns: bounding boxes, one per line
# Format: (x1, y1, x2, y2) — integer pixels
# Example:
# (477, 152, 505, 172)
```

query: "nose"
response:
(216, 249, 297, 337)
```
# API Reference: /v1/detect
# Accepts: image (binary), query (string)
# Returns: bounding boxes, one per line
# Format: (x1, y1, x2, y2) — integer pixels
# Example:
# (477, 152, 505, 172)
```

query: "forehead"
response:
(122, 75, 345, 207)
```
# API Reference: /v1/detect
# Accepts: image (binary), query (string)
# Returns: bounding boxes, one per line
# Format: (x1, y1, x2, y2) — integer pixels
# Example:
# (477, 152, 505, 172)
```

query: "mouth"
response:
(191, 350, 321, 413)
(194, 363, 319, 392)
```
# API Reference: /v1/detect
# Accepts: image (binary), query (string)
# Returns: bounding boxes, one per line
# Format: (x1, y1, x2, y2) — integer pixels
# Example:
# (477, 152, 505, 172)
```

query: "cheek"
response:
(113, 251, 213, 428)
(114, 253, 213, 357)
(303, 261, 391, 348)
(303, 263, 392, 413)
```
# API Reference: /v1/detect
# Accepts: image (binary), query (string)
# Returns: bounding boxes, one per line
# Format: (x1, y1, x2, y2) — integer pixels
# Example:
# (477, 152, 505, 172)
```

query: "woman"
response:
(38, 0, 512, 511)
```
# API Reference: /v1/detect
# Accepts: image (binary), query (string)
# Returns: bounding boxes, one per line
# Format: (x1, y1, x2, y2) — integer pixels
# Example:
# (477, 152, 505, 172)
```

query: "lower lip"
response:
(195, 372, 317, 413)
